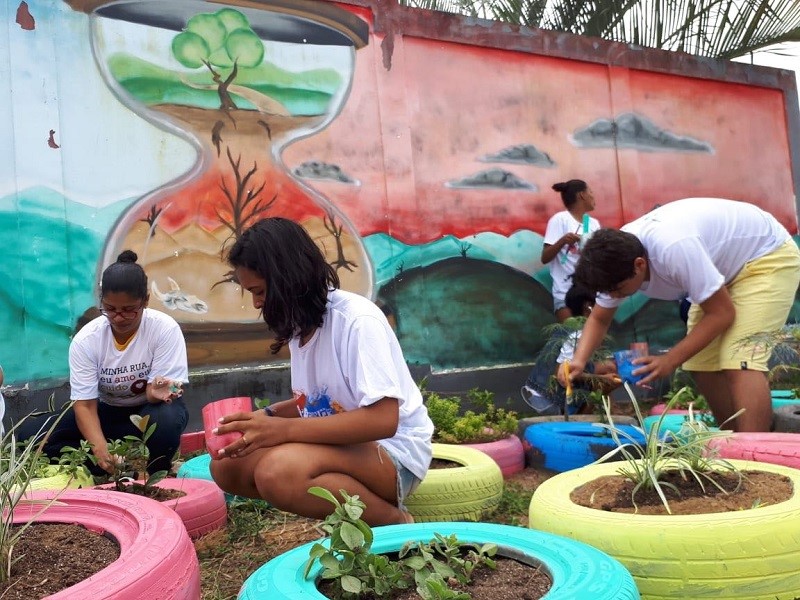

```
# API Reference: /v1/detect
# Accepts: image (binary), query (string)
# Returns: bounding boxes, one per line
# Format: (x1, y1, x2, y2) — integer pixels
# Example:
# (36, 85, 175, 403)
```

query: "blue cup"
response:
(614, 349, 644, 385)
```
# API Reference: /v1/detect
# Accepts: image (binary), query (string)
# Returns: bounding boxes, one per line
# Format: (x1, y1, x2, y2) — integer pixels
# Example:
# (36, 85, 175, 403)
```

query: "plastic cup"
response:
(629, 342, 650, 356)
(614, 349, 645, 385)
(202, 397, 253, 458)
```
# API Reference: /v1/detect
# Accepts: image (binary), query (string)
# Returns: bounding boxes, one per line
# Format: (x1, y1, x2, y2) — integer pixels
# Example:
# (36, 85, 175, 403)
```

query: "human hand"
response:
(631, 354, 677, 386)
(561, 233, 581, 247)
(212, 409, 281, 459)
(150, 378, 183, 403)
(92, 446, 119, 474)
(557, 360, 585, 388)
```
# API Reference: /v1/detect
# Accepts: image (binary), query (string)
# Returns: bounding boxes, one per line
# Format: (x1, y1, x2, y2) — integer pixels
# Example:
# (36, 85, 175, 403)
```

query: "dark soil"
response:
(99, 481, 186, 501)
(319, 554, 551, 600)
(429, 458, 461, 469)
(571, 469, 793, 514)
(0, 523, 119, 599)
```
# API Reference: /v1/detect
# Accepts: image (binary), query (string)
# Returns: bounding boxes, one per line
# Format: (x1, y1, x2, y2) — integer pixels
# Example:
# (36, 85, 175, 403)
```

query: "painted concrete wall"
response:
(2, 0, 799, 389)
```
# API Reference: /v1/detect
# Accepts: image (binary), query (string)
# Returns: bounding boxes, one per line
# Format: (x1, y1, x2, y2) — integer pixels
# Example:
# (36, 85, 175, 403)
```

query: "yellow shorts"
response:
(683, 239, 800, 372)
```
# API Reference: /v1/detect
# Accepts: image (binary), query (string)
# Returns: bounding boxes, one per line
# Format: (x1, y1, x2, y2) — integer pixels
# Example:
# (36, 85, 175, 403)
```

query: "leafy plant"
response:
(424, 388, 518, 444)
(737, 324, 800, 392)
(662, 368, 709, 411)
(305, 486, 497, 599)
(0, 404, 77, 583)
(594, 384, 743, 514)
(61, 415, 168, 492)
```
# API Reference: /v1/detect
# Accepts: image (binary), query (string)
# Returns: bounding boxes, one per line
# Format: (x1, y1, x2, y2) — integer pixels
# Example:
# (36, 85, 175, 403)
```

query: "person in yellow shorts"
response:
(559, 198, 800, 432)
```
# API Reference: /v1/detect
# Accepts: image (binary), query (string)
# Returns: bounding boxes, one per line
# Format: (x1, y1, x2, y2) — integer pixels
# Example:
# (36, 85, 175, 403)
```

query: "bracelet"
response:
(263, 406, 275, 417)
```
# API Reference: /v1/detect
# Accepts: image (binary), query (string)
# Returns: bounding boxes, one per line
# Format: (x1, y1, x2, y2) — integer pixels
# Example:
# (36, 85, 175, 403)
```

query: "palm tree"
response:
(398, 0, 800, 59)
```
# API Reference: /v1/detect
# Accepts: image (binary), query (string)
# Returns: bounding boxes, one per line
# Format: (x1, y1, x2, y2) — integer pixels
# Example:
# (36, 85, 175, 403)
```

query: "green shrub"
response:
(423, 388, 518, 444)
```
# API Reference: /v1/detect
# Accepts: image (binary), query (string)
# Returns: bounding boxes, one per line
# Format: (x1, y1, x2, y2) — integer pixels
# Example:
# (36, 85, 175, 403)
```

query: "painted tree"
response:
(171, 8, 264, 111)
(399, 0, 800, 59)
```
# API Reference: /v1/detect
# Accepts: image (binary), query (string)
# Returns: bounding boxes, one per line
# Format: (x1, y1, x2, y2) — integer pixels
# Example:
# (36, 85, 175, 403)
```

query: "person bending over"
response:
(560, 198, 800, 432)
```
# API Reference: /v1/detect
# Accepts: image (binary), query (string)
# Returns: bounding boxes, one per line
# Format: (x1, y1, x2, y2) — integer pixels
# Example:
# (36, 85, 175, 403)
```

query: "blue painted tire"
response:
(524, 422, 646, 472)
(177, 453, 244, 504)
(238, 522, 639, 599)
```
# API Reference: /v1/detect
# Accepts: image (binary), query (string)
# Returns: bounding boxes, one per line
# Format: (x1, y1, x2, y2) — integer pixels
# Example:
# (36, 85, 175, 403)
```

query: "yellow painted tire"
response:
(405, 443, 503, 522)
(528, 459, 800, 600)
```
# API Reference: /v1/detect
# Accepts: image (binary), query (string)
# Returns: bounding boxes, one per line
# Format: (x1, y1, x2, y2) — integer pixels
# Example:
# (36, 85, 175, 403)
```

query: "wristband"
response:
(263, 406, 275, 417)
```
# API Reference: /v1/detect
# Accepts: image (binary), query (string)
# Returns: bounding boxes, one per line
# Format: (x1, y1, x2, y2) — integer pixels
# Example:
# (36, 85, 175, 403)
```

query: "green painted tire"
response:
(405, 443, 503, 522)
(27, 465, 93, 491)
(529, 459, 800, 599)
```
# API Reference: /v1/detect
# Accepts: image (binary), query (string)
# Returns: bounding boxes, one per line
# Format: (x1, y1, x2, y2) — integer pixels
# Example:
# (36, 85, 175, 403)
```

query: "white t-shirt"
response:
(69, 308, 188, 407)
(289, 289, 433, 481)
(597, 198, 790, 309)
(544, 211, 601, 303)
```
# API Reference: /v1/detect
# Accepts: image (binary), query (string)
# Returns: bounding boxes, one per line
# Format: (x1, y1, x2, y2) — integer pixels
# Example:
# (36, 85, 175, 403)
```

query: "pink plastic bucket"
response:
(202, 397, 253, 458)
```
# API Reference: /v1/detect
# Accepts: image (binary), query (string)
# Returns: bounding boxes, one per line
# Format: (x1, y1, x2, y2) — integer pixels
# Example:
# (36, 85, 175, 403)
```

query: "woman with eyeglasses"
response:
(18, 250, 188, 475)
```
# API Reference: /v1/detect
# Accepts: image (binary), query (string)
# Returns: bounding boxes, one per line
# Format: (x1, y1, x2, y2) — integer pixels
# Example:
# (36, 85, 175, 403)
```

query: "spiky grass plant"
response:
(0, 403, 75, 582)
(593, 384, 742, 514)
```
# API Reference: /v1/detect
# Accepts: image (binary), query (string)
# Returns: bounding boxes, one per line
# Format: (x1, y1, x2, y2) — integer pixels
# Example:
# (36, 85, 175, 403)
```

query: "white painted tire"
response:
(529, 459, 800, 599)
(405, 443, 503, 522)
(17, 489, 200, 599)
(464, 435, 524, 477)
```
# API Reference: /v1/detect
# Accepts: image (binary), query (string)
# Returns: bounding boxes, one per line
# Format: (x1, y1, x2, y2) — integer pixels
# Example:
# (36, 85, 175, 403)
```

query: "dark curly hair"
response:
(227, 218, 340, 354)
(101, 250, 148, 300)
(573, 228, 646, 294)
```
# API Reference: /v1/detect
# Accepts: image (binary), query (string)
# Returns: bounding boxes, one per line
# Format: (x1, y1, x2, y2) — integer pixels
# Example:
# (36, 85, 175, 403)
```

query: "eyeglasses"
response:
(100, 303, 144, 319)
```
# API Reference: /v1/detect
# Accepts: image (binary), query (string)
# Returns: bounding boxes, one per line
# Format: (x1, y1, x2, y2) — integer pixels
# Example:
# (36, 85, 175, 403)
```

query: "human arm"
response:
(541, 233, 581, 264)
(214, 397, 399, 458)
(146, 317, 188, 404)
(633, 286, 734, 385)
(0, 365, 3, 387)
(557, 304, 617, 386)
(73, 400, 115, 473)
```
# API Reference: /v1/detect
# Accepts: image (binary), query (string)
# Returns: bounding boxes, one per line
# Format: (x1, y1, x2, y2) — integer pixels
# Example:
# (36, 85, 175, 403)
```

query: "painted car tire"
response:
(238, 521, 640, 599)
(27, 465, 94, 492)
(405, 443, 503, 522)
(177, 452, 241, 503)
(464, 434, 525, 477)
(524, 422, 646, 472)
(647, 403, 714, 417)
(529, 459, 800, 599)
(517, 414, 637, 441)
(771, 390, 798, 410)
(709, 432, 800, 469)
(773, 404, 800, 433)
(179, 430, 206, 454)
(97, 477, 227, 539)
(17, 489, 200, 599)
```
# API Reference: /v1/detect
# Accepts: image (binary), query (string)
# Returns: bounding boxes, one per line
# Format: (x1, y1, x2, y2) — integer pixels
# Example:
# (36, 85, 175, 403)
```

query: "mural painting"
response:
(1, 0, 798, 387)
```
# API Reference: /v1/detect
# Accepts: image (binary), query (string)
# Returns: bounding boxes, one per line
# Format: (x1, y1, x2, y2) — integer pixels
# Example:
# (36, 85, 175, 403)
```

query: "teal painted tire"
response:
(177, 453, 239, 503)
(529, 459, 800, 599)
(405, 443, 503, 522)
(238, 522, 639, 599)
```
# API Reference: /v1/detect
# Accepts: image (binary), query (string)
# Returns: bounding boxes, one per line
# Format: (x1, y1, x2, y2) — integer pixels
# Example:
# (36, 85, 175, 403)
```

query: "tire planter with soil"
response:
(405, 443, 503, 522)
(15, 489, 200, 599)
(177, 452, 244, 503)
(237, 522, 640, 599)
(97, 477, 227, 539)
(27, 465, 94, 492)
(528, 459, 800, 599)
(464, 434, 525, 478)
(524, 422, 646, 472)
(708, 432, 800, 469)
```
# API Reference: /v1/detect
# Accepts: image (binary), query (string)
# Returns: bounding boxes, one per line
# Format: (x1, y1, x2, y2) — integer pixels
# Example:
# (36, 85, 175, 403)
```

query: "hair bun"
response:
(117, 250, 138, 264)
(552, 182, 566, 192)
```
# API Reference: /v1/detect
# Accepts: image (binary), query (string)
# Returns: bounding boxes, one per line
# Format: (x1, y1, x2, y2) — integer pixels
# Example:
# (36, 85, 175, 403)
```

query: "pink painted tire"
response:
(16, 489, 200, 599)
(97, 477, 226, 539)
(464, 435, 524, 477)
(647, 403, 712, 417)
(180, 430, 205, 454)
(708, 432, 800, 469)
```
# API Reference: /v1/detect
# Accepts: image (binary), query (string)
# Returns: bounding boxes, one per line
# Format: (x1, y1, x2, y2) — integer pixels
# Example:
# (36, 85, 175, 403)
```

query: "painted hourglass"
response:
(85, 0, 371, 364)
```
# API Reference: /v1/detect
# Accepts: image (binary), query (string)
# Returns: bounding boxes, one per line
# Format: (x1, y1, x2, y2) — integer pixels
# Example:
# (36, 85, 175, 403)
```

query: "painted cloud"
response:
(571, 112, 713, 153)
(446, 168, 537, 190)
(480, 144, 556, 167)
(293, 160, 358, 184)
